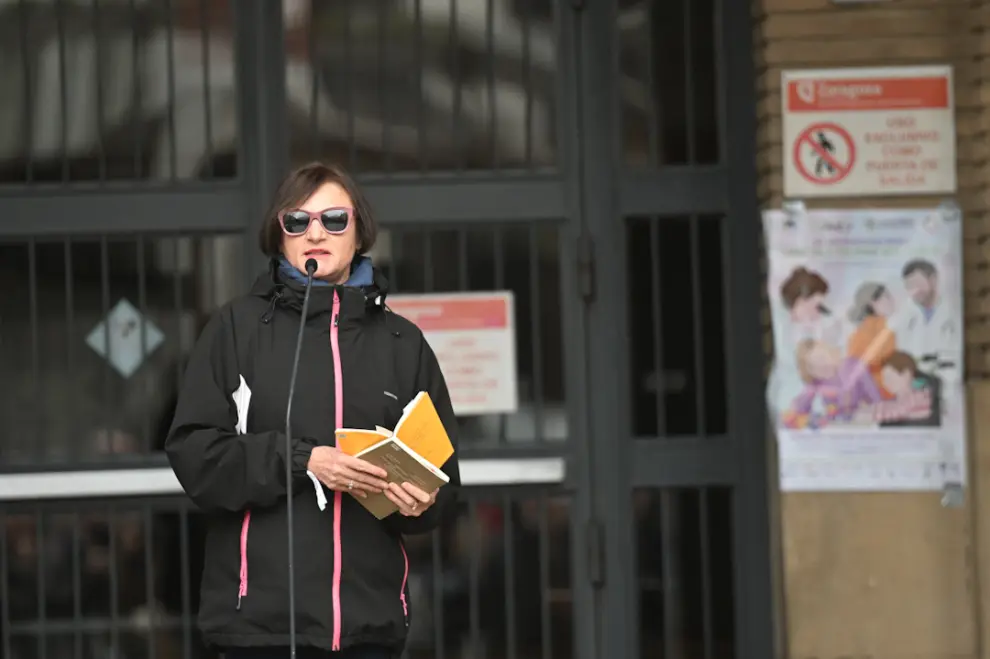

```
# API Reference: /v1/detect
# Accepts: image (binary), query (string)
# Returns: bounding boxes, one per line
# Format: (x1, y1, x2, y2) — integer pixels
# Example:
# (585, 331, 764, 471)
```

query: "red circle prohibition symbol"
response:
(793, 122, 856, 185)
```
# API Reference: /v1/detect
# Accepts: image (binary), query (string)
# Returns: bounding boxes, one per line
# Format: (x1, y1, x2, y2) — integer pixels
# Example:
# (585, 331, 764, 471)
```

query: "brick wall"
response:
(753, 1, 987, 658)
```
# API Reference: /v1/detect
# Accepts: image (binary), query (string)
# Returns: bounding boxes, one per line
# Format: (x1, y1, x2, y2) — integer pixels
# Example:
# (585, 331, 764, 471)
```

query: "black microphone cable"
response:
(285, 257, 318, 659)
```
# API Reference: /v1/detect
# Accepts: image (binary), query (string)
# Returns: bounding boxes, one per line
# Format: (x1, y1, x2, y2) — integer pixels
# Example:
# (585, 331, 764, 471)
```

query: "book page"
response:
(393, 392, 454, 468)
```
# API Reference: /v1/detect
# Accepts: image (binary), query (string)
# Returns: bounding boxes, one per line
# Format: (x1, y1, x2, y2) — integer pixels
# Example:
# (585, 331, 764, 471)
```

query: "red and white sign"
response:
(386, 292, 518, 416)
(782, 66, 956, 198)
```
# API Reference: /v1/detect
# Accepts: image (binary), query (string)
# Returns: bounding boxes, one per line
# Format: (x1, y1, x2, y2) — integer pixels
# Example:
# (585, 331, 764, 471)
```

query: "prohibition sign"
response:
(793, 122, 855, 185)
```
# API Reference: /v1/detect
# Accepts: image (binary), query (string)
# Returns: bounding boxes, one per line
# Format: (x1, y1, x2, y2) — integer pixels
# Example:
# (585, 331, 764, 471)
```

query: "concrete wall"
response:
(753, 1, 990, 657)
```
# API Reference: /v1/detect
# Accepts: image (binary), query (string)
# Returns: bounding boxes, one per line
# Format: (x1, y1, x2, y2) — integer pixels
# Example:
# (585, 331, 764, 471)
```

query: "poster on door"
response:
(763, 206, 966, 492)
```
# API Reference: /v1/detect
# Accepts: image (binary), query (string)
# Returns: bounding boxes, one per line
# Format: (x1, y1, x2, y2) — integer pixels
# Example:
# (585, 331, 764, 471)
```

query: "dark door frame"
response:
(572, 2, 775, 659)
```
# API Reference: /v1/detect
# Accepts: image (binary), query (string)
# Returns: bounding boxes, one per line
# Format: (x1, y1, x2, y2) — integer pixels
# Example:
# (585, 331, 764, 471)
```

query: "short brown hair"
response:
(780, 267, 829, 309)
(258, 161, 378, 257)
(883, 351, 917, 375)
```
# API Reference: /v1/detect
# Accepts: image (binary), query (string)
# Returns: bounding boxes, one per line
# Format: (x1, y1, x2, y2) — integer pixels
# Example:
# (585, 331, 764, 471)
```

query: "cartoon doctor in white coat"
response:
(899, 259, 961, 384)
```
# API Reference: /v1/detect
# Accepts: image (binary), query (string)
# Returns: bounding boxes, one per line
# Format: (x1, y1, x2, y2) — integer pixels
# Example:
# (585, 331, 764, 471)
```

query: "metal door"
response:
(0, 1, 771, 658)
(568, 1, 775, 659)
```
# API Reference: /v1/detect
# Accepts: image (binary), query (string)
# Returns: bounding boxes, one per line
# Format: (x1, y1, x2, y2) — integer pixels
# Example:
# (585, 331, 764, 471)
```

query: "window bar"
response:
(449, 0, 463, 170)
(131, 0, 143, 177)
(414, 0, 426, 170)
(457, 229, 469, 291)
(55, 0, 69, 182)
(165, 0, 178, 181)
(644, 0, 660, 166)
(18, 0, 34, 181)
(719, 219, 734, 425)
(468, 501, 482, 657)
(344, 0, 357, 168)
(682, 0, 697, 164)
(28, 239, 40, 458)
(493, 225, 506, 289)
(200, 0, 214, 177)
(201, 238, 213, 313)
(380, 0, 392, 172)
(699, 489, 715, 659)
(659, 491, 680, 659)
(502, 495, 517, 659)
(72, 514, 83, 659)
(64, 239, 76, 460)
(100, 237, 113, 452)
(137, 237, 152, 450)
(486, 0, 498, 169)
(179, 508, 193, 659)
(0, 514, 11, 659)
(108, 512, 120, 655)
(493, 226, 507, 444)
(521, 0, 533, 167)
(713, 0, 727, 160)
(649, 220, 666, 436)
(35, 511, 47, 659)
(538, 497, 552, 659)
(690, 217, 707, 435)
(430, 528, 445, 659)
(174, 238, 184, 388)
(529, 226, 545, 441)
(423, 231, 434, 293)
(93, 0, 107, 181)
(144, 507, 157, 659)
(308, 2, 319, 159)
(387, 228, 401, 293)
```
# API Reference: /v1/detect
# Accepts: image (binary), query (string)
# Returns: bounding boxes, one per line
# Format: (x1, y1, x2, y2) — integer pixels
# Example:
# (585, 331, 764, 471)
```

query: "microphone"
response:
(285, 257, 318, 659)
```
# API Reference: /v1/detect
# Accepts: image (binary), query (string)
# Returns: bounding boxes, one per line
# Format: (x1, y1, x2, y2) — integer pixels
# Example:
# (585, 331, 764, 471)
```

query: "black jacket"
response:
(165, 262, 460, 655)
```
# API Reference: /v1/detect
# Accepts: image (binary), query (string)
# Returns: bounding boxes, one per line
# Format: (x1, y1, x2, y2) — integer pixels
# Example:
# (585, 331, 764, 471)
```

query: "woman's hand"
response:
(384, 483, 438, 517)
(307, 446, 390, 498)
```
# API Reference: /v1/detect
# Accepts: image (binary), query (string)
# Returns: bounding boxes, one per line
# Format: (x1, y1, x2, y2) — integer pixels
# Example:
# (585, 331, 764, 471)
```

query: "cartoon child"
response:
(846, 282, 898, 399)
(782, 338, 884, 429)
(876, 351, 941, 427)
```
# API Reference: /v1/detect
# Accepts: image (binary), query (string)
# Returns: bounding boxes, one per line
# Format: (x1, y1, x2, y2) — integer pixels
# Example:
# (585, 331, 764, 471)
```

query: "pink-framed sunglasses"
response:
(278, 207, 353, 236)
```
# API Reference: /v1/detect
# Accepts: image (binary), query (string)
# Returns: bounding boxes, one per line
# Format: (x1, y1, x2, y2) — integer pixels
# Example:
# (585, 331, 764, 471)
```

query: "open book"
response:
(336, 391, 454, 519)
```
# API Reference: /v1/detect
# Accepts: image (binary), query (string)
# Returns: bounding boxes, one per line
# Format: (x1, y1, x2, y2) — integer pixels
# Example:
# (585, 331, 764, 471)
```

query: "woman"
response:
(846, 281, 898, 399)
(165, 161, 460, 659)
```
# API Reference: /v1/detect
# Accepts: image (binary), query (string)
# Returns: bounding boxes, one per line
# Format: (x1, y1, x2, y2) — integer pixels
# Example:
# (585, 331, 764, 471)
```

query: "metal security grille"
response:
(0, 1, 772, 659)
(0, 491, 573, 659)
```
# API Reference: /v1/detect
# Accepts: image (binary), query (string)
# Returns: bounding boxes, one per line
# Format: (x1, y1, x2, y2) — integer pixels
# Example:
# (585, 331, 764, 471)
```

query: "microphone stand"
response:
(285, 258, 318, 659)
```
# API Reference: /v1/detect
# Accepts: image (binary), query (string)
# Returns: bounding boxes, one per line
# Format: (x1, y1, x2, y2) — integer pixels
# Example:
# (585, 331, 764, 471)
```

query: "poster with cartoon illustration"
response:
(764, 206, 966, 492)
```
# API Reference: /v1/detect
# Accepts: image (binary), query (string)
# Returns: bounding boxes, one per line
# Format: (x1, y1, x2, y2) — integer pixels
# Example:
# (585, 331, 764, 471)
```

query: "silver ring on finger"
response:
(411, 502, 418, 511)
(348, 480, 354, 490)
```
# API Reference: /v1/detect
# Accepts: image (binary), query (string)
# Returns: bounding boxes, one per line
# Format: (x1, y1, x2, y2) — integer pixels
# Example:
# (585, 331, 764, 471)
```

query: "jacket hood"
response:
(250, 257, 391, 322)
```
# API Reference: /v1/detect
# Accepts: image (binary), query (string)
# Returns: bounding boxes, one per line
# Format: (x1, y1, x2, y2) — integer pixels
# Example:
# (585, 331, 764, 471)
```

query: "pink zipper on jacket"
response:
(399, 540, 410, 621)
(330, 291, 344, 650)
(236, 510, 251, 609)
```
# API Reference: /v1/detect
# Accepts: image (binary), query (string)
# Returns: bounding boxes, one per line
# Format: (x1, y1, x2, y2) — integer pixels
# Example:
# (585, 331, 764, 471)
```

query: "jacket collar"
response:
(250, 257, 390, 323)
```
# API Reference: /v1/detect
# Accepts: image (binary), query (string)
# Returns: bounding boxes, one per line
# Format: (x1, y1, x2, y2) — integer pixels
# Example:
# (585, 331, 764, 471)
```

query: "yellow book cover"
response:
(391, 391, 454, 468)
